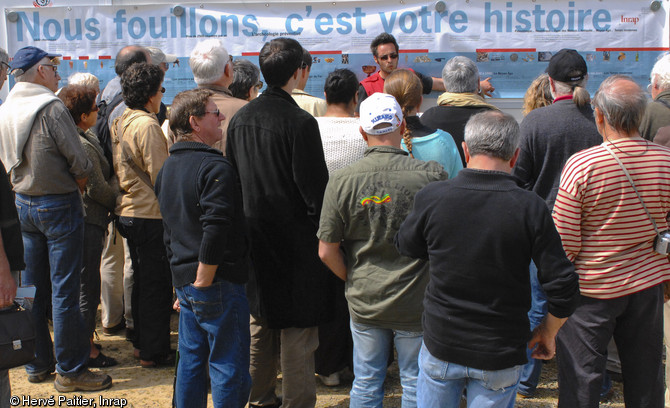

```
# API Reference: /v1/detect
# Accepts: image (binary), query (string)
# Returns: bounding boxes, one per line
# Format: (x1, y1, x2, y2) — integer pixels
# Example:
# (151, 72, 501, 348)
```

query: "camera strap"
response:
(602, 142, 662, 237)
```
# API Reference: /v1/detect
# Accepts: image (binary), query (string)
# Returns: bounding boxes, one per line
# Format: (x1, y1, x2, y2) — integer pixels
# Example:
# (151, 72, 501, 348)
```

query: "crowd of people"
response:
(0, 31, 669, 408)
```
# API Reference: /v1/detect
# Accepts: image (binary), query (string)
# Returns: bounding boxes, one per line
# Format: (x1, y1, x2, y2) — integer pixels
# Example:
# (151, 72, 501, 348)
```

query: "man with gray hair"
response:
(396, 110, 579, 407)
(190, 39, 246, 152)
(421, 56, 499, 167)
(552, 75, 670, 408)
(641, 54, 670, 141)
(230, 59, 262, 101)
(0, 46, 112, 392)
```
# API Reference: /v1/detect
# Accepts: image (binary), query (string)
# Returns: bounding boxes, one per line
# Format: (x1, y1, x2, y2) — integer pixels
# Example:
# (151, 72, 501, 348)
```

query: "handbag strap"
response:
(601, 142, 661, 236)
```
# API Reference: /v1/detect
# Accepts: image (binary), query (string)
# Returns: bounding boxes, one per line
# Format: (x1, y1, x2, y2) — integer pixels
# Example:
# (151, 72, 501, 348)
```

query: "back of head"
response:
(230, 59, 260, 100)
(370, 33, 399, 57)
(259, 38, 303, 88)
(592, 75, 646, 135)
(522, 74, 553, 116)
(464, 111, 520, 160)
(359, 93, 404, 136)
(169, 88, 213, 141)
(651, 54, 670, 92)
(114, 46, 148, 77)
(0, 47, 8, 69)
(301, 48, 313, 70)
(547, 49, 590, 108)
(68, 72, 100, 92)
(58, 84, 97, 125)
(442, 56, 479, 93)
(121, 62, 164, 110)
(190, 39, 229, 85)
(383, 69, 422, 117)
(324, 68, 358, 105)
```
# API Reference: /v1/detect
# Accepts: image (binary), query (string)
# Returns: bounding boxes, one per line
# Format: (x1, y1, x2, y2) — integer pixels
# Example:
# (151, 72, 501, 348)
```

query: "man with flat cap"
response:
(511, 48, 601, 398)
(0, 46, 112, 392)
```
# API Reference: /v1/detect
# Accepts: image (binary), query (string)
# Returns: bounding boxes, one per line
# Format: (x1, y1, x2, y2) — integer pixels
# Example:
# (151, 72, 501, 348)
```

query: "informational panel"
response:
(3, 0, 668, 101)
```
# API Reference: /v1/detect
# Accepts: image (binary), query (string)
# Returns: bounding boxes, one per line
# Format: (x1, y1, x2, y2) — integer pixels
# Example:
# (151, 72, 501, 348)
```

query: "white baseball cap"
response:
(146, 46, 177, 65)
(360, 93, 404, 136)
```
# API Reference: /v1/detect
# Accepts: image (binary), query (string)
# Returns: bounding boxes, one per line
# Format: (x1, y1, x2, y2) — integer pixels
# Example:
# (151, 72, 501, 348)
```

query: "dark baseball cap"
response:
(546, 49, 587, 83)
(10, 46, 61, 75)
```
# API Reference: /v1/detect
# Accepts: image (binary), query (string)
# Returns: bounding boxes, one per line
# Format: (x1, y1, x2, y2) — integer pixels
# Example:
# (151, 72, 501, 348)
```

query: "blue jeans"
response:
(174, 280, 251, 408)
(349, 320, 422, 408)
(16, 192, 89, 377)
(417, 343, 521, 408)
(518, 261, 547, 396)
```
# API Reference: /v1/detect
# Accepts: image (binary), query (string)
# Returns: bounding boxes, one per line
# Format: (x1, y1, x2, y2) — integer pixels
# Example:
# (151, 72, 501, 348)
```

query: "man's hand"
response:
(479, 77, 495, 98)
(76, 177, 88, 193)
(0, 269, 17, 308)
(173, 298, 181, 312)
(528, 314, 568, 360)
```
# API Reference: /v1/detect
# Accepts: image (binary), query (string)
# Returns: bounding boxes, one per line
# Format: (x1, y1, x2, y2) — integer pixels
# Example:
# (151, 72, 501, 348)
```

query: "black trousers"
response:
(118, 217, 173, 361)
(556, 284, 664, 408)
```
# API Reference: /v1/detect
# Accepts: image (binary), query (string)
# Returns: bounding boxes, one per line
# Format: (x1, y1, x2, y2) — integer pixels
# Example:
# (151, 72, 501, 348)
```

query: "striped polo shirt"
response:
(553, 139, 670, 299)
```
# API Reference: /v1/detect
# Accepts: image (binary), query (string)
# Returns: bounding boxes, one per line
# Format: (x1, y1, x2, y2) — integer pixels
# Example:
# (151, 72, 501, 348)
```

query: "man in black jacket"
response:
(226, 38, 333, 408)
(155, 89, 251, 408)
(396, 110, 579, 407)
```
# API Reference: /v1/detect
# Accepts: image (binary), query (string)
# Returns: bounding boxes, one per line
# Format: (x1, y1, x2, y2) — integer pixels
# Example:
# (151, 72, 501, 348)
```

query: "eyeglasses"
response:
(255, 81, 263, 90)
(160, 86, 166, 94)
(379, 53, 399, 61)
(90, 104, 100, 113)
(40, 63, 58, 72)
(205, 109, 220, 116)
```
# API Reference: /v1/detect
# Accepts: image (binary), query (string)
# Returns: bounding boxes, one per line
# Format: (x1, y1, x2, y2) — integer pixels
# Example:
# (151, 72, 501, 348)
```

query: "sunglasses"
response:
(205, 108, 220, 116)
(40, 63, 58, 72)
(255, 81, 263, 90)
(160, 87, 166, 94)
(379, 53, 399, 61)
(300, 62, 308, 69)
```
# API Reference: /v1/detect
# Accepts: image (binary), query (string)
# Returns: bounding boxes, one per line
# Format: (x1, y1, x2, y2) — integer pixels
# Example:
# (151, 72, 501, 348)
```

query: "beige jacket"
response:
(111, 108, 168, 219)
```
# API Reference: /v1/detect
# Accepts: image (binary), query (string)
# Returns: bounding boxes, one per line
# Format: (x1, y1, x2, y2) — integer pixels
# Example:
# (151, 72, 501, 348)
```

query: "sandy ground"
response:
(8, 312, 626, 408)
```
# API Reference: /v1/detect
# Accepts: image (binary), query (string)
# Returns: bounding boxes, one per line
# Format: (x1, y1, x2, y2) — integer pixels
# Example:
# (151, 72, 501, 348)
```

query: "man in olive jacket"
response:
(226, 38, 333, 408)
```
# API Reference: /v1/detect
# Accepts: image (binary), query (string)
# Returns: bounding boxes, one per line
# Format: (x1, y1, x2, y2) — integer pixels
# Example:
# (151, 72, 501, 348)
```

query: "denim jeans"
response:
(174, 280, 251, 408)
(349, 320, 422, 408)
(16, 192, 89, 376)
(117, 216, 172, 361)
(417, 343, 521, 408)
(518, 261, 547, 396)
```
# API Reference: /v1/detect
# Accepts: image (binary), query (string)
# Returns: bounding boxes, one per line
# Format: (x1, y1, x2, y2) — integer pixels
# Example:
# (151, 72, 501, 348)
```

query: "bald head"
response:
(592, 75, 646, 135)
(114, 46, 149, 76)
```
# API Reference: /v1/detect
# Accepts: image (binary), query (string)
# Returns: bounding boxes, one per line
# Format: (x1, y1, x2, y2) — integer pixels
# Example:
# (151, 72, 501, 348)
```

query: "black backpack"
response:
(94, 92, 124, 166)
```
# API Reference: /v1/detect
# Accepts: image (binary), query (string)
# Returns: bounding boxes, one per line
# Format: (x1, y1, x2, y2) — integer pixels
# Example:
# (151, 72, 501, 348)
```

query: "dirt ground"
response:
(8, 313, 626, 408)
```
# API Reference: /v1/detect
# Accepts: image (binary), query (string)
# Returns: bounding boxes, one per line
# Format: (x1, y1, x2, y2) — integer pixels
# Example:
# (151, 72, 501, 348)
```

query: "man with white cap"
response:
(146, 46, 177, 72)
(0, 46, 112, 392)
(318, 92, 447, 408)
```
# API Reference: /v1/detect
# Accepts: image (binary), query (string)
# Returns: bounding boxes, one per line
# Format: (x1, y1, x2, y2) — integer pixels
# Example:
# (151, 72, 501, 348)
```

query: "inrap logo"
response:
(620, 15, 640, 24)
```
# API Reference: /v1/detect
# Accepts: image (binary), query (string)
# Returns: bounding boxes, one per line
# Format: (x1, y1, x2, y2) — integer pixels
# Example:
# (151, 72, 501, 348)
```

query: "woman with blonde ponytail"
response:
(384, 69, 462, 178)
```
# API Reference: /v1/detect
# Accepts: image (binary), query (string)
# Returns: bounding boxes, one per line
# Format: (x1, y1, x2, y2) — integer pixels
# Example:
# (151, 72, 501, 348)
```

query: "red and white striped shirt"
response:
(553, 139, 670, 299)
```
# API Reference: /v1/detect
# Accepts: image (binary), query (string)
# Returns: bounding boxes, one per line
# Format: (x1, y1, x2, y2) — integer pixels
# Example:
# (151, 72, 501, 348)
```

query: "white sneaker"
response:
(317, 372, 340, 387)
